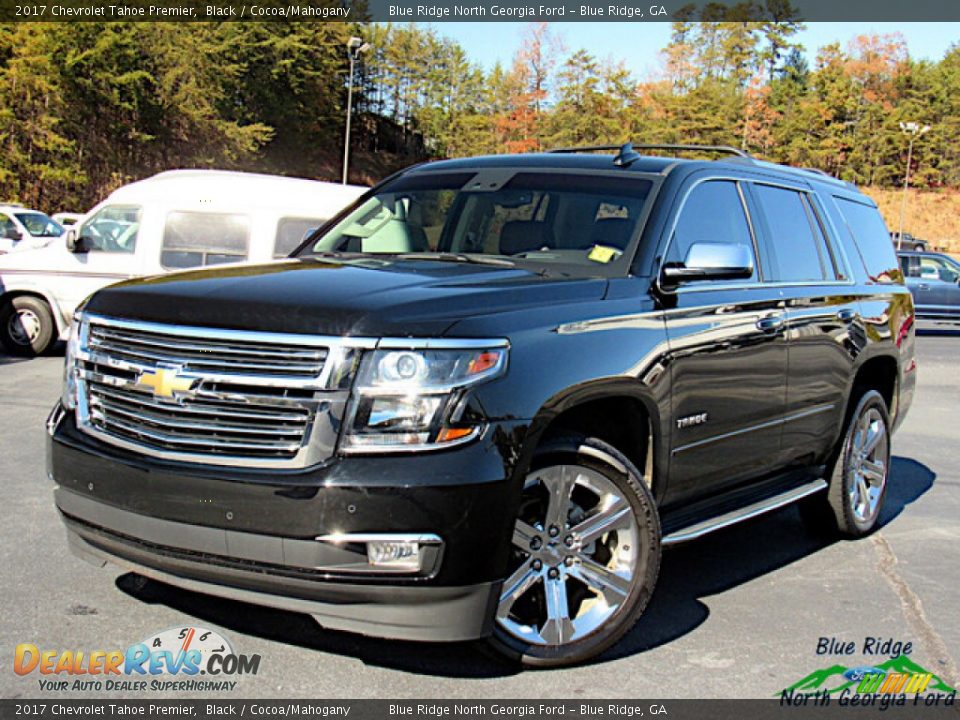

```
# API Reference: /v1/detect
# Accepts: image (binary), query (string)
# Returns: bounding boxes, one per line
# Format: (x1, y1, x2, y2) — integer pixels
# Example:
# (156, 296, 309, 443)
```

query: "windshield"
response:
(298, 171, 654, 275)
(15, 212, 64, 238)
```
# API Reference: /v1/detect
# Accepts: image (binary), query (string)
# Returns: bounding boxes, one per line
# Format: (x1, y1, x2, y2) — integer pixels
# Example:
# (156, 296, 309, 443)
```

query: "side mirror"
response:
(661, 243, 754, 288)
(3, 227, 21, 242)
(66, 229, 89, 254)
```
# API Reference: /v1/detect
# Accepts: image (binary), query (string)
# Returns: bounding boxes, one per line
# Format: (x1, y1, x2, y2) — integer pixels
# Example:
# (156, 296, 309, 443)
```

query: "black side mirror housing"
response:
(66, 229, 89, 254)
(3, 227, 22, 242)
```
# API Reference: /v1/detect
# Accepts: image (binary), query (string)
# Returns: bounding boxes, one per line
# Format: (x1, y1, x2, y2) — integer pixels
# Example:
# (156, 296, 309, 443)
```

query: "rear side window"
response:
(666, 180, 758, 283)
(833, 198, 900, 283)
(752, 184, 834, 282)
(274, 217, 327, 258)
(161, 212, 250, 269)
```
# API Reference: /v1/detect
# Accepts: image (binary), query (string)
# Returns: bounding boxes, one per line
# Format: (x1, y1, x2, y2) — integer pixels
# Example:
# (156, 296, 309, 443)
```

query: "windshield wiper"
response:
(391, 252, 516, 268)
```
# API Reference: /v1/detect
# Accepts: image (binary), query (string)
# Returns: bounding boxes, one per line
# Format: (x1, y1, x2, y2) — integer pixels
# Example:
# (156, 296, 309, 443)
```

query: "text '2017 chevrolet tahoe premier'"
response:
(48, 144, 915, 666)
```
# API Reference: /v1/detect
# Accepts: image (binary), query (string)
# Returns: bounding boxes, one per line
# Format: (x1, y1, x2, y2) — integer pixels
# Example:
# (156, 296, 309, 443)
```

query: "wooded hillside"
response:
(0, 19, 957, 230)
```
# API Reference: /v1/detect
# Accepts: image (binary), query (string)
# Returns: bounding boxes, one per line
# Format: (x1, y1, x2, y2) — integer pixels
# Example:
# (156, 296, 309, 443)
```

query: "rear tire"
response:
(800, 390, 891, 538)
(0, 295, 56, 356)
(488, 435, 660, 667)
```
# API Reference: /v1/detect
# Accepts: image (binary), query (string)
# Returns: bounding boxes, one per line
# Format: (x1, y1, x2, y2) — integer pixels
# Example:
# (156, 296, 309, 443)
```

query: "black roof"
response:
(408, 152, 682, 175)
(406, 150, 860, 195)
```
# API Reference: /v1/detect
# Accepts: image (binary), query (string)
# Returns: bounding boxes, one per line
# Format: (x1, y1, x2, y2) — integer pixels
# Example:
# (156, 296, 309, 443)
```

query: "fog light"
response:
(367, 540, 421, 569)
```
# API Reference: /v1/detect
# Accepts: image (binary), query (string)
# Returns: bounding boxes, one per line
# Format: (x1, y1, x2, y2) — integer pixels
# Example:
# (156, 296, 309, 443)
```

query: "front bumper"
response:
(48, 406, 528, 642)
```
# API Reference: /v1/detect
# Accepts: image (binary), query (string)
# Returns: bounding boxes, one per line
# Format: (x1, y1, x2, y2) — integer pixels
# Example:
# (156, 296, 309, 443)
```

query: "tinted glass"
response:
(666, 180, 757, 282)
(162, 211, 250, 269)
(920, 256, 960, 282)
(274, 217, 328, 258)
(753, 185, 829, 282)
(302, 172, 653, 276)
(78, 206, 141, 253)
(834, 197, 900, 283)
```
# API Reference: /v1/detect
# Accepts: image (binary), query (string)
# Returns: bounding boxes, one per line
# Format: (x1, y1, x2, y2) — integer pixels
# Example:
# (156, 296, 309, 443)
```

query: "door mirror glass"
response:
(3, 226, 21, 241)
(662, 242, 755, 286)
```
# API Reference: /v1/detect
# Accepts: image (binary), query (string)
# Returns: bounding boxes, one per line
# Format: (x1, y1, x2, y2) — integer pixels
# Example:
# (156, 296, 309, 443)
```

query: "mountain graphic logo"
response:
(781, 655, 956, 696)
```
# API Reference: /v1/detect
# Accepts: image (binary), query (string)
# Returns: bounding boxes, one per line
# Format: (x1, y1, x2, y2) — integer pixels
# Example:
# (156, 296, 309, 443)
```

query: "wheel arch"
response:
(0, 287, 67, 337)
(517, 380, 668, 502)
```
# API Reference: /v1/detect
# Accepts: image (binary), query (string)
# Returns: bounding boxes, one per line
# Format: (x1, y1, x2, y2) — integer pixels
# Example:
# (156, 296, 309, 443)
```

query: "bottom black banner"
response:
(0, 699, 958, 720)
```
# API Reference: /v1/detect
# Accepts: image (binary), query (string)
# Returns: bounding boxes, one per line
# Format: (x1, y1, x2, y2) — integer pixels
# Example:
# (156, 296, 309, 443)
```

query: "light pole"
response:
(897, 121, 930, 249)
(342, 36, 371, 185)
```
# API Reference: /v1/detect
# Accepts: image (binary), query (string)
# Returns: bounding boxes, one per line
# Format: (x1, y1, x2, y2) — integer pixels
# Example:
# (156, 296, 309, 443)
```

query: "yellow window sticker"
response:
(588, 245, 620, 264)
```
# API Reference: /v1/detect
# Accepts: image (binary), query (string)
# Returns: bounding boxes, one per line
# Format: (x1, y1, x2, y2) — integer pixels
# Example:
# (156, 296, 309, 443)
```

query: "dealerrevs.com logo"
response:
(13, 626, 261, 692)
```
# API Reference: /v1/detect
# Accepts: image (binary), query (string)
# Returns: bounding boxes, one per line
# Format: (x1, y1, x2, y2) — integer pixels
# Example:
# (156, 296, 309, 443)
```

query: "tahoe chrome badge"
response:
(677, 412, 708, 429)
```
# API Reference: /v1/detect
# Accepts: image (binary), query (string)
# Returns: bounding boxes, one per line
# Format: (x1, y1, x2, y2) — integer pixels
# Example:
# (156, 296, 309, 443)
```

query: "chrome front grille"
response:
(74, 315, 373, 468)
(88, 324, 328, 378)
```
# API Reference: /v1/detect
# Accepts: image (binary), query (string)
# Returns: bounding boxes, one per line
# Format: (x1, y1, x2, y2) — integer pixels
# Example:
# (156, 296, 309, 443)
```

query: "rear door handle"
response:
(756, 314, 785, 333)
(837, 308, 858, 323)
(918, 284, 930, 291)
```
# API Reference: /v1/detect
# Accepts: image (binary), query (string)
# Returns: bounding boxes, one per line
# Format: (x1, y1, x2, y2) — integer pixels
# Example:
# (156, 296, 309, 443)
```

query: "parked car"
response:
(891, 231, 928, 251)
(52, 212, 85, 227)
(49, 144, 915, 667)
(0, 170, 366, 355)
(0, 204, 65, 254)
(898, 250, 960, 320)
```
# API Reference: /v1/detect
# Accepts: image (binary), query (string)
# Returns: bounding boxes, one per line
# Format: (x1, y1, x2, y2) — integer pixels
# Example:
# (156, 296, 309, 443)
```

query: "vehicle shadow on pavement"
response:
(602, 455, 935, 663)
(115, 581, 515, 679)
(115, 456, 935, 676)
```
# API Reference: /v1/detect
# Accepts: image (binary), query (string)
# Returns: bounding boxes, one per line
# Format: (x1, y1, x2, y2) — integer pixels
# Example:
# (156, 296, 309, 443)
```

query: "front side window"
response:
(300, 171, 654, 276)
(753, 185, 833, 283)
(78, 205, 141, 253)
(161, 211, 250, 269)
(665, 180, 758, 283)
(15, 212, 63, 238)
(0, 214, 19, 241)
(919, 256, 960, 283)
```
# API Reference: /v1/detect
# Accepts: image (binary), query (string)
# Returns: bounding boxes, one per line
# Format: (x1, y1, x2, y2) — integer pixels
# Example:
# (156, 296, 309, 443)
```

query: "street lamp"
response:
(342, 36, 371, 185)
(897, 121, 930, 249)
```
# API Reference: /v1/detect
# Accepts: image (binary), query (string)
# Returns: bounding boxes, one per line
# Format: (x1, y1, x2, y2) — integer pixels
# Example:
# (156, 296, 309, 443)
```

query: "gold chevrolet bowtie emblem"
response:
(135, 367, 197, 399)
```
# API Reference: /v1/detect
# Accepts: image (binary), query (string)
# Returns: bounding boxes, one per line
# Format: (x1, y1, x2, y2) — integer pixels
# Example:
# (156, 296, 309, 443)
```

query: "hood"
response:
(83, 258, 609, 337)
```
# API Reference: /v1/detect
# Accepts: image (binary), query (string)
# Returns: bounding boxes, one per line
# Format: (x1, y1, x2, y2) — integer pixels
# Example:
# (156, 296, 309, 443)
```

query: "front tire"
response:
(801, 390, 891, 537)
(488, 436, 661, 667)
(0, 295, 56, 356)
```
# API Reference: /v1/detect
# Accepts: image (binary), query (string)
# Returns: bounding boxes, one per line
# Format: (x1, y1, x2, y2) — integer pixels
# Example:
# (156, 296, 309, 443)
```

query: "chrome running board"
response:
(661, 478, 827, 546)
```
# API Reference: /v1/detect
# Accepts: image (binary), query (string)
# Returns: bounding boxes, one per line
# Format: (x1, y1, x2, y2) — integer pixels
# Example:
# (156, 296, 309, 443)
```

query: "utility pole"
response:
(897, 121, 930, 250)
(342, 37, 371, 185)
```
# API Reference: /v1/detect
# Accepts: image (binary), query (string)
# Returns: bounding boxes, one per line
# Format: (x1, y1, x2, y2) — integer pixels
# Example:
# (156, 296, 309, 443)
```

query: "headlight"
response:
(341, 343, 508, 452)
(61, 313, 84, 410)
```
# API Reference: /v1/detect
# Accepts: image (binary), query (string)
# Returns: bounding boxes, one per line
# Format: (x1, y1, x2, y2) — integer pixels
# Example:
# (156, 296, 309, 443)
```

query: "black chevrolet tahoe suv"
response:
(48, 144, 916, 667)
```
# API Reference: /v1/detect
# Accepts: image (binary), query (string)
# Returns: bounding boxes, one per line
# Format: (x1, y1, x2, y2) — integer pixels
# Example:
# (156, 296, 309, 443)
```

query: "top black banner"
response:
(1, 0, 959, 22)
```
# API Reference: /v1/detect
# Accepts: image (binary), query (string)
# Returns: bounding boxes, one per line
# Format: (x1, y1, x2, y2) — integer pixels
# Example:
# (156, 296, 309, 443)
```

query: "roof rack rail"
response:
(547, 142, 753, 160)
(800, 167, 832, 177)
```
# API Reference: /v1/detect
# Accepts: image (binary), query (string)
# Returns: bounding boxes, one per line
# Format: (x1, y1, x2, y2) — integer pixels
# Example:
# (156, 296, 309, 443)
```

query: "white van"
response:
(0, 170, 367, 355)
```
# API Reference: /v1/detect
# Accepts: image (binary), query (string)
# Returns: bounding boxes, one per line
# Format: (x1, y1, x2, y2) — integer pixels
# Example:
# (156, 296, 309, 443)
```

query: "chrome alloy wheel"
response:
(848, 407, 889, 525)
(496, 464, 640, 647)
(8, 308, 41, 346)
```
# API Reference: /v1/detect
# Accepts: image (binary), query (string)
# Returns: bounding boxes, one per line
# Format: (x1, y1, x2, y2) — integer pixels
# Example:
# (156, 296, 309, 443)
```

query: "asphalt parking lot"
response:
(2, 327, 959, 700)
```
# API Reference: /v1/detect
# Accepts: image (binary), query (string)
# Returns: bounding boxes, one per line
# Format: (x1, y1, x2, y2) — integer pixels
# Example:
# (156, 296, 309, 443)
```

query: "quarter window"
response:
(274, 217, 328, 258)
(834, 197, 900, 283)
(161, 212, 250, 269)
(753, 185, 833, 283)
(667, 180, 757, 283)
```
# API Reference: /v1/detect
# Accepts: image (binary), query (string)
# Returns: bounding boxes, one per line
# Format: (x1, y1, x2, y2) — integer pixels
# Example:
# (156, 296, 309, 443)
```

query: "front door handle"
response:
(756, 314, 785, 333)
(837, 308, 859, 323)
(918, 283, 930, 291)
